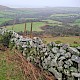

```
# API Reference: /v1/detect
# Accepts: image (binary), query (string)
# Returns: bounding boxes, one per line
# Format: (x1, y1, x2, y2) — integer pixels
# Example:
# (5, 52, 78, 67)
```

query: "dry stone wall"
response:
(7, 30, 80, 80)
(11, 35, 80, 80)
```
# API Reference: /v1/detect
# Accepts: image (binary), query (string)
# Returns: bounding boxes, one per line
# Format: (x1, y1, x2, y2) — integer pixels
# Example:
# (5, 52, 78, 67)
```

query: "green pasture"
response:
(43, 20, 63, 26)
(6, 22, 46, 32)
(74, 19, 80, 26)
(0, 18, 12, 25)
(50, 14, 79, 17)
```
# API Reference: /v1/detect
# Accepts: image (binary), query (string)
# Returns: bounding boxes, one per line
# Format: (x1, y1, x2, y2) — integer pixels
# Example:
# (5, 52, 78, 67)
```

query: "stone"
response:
(41, 57, 44, 61)
(51, 59, 58, 67)
(58, 60, 64, 67)
(47, 56, 51, 61)
(48, 67, 62, 80)
(77, 46, 80, 52)
(52, 47, 59, 53)
(71, 73, 80, 77)
(57, 43, 64, 47)
(70, 67, 77, 72)
(58, 56, 65, 61)
(44, 58, 48, 65)
(68, 47, 80, 56)
(49, 42, 56, 47)
(65, 52, 71, 58)
(44, 52, 48, 56)
(67, 76, 75, 80)
(57, 66, 63, 72)
(78, 64, 80, 73)
(71, 55, 80, 63)
(42, 48, 47, 52)
(62, 44, 69, 50)
(49, 52, 55, 59)
(23, 51, 26, 56)
(64, 69, 70, 76)
(42, 61, 47, 69)
(65, 59, 73, 66)
(64, 64, 69, 69)
(60, 47, 66, 54)
(55, 53, 61, 61)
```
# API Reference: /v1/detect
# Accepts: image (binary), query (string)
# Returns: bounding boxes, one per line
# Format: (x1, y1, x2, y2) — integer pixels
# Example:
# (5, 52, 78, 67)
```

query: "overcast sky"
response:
(0, 0, 80, 8)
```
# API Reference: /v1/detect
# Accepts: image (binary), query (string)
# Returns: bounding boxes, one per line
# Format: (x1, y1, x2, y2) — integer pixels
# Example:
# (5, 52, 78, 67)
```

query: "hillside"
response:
(0, 48, 55, 80)
(0, 5, 12, 11)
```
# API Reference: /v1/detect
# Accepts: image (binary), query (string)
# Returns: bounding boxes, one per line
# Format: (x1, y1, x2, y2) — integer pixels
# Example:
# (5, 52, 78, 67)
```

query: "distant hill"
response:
(0, 5, 13, 11)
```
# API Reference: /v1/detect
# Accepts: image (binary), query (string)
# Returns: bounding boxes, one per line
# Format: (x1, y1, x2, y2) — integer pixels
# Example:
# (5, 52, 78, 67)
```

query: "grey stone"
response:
(59, 47, 66, 55)
(70, 67, 77, 72)
(65, 52, 71, 58)
(65, 59, 73, 66)
(57, 66, 63, 72)
(58, 60, 64, 67)
(48, 67, 62, 80)
(71, 55, 80, 63)
(42, 48, 47, 52)
(57, 43, 64, 47)
(51, 59, 58, 67)
(60, 47, 66, 53)
(77, 46, 80, 52)
(68, 47, 80, 55)
(44, 52, 48, 56)
(67, 76, 75, 80)
(78, 78, 80, 80)
(47, 56, 51, 61)
(41, 57, 44, 61)
(64, 69, 70, 76)
(52, 47, 59, 53)
(71, 73, 80, 77)
(55, 53, 61, 61)
(78, 64, 80, 72)
(42, 61, 47, 69)
(58, 56, 65, 60)
(64, 64, 69, 69)
(62, 44, 69, 50)
(49, 42, 56, 47)
(49, 52, 55, 59)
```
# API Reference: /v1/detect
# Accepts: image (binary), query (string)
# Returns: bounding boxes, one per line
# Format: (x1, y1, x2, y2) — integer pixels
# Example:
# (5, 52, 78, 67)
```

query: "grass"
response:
(0, 50, 26, 80)
(74, 19, 80, 26)
(43, 20, 63, 26)
(43, 36, 80, 47)
(0, 18, 12, 25)
(6, 22, 46, 32)
(50, 14, 79, 17)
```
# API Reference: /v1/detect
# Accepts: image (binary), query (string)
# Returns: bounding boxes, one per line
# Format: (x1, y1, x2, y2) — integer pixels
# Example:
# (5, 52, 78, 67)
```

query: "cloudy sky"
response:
(0, 0, 80, 8)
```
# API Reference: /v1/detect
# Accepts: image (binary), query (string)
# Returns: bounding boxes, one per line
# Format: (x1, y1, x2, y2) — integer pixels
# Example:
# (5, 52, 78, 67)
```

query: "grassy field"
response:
(0, 18, 12, 25)
(74, 19, 80, 26)
(43, 36, 80, 47)
(6, 22, 46, 32)
(6, 20, 63, 32)
(50, 14, 79, 17)
(43, 20, 63, 26)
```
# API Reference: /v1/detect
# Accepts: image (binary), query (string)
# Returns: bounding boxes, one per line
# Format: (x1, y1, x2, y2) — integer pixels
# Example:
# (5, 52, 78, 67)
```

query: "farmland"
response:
(0, 5, 80, 46)
(43, 36, 80, 47)
(0, 18, 12, 25)
(43, 20, 63, 26)
(74, 19, 80, 27)
(6, 22, 46, 32)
